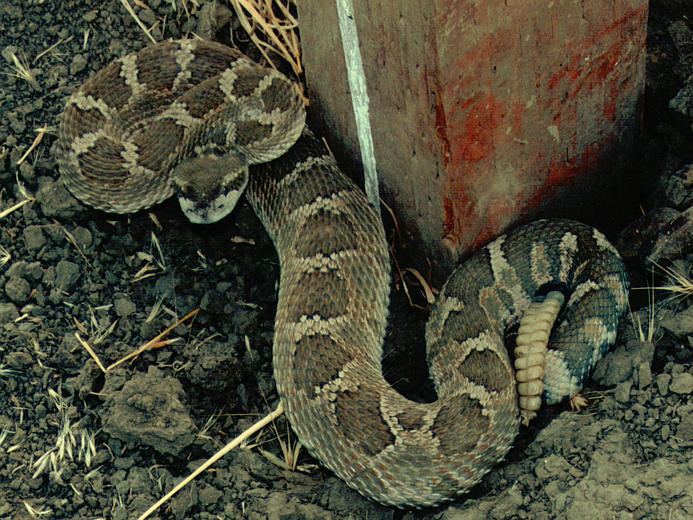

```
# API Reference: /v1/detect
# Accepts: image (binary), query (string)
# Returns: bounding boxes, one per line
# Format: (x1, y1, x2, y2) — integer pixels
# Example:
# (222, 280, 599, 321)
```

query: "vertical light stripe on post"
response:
(335, 0, 380, 208)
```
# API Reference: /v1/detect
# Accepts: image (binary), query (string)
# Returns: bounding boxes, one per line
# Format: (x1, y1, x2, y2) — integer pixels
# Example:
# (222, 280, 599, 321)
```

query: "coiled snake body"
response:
(57, 39, 630, 507)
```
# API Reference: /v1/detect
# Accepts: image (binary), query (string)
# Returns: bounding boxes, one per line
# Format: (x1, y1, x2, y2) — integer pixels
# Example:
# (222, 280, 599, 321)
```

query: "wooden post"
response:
(298, 1, 648, 275)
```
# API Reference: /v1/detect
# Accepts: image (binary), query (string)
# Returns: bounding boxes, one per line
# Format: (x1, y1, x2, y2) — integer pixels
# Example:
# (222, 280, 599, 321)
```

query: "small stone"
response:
(9, 112, 26, 133)
(6, 351, 32, 369)
(113, 457, 135, 470)
(661, 424, 671, 440)
(614, 380, 633, 403)
(55, 260, 81, 292)
(82, 9, 98, 22)
(18, 161, 35, 183)
(23, 225, 46, 250)
(592, 340, 654, 386)
(5, 261, 27, 278)
(71, 226, 93, 249)
(670, 372, 693, 394)
(198, 484, 223, 506)
(0, 302, 19, 324)
(656, 373, 671, 395)
(660, 303, 693, 336)
(637, 361, 653, 389)
(70, 54, 88, 75)
(137, 8, 157, 26)
(24, 262, 43, 282)
(35, 176, 82, 218)
(5, 277, 31, 304)
(114, 298, 136, 318)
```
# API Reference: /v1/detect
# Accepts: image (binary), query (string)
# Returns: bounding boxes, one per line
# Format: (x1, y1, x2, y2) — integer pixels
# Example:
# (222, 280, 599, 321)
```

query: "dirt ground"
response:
(1, 1, 692, 519)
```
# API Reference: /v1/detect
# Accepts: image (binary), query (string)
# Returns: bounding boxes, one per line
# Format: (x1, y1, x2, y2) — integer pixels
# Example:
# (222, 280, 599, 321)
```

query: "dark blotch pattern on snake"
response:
(56, 39, 630, 507)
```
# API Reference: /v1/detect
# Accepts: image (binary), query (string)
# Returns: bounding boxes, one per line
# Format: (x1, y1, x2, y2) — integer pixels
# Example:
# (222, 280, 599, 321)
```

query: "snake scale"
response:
(56, 39, 630, 507)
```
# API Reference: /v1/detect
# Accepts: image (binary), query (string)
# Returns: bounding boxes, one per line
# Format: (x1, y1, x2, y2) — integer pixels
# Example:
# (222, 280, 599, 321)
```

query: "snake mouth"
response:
(177, 188, 244, 224)
(172, 152, 249, 224)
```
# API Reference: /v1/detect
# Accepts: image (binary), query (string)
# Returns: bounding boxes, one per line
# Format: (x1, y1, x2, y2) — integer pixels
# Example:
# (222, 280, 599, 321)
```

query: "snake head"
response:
(172, 151, 249, 224)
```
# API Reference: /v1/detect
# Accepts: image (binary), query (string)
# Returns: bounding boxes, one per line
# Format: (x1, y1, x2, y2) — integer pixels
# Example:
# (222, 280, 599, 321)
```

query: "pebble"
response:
(114, 297, 136, 317)
(637, 361, 653, 389)
(656, 373, 671, 395)
(35, 177, 82, 218)
(23, 225, 46, 251)
(4, 276, 31, 304)
(55, 260, 81, 292)
(69, 54, 88, 75)
(82, 9, 98, 22)
(24, 262, 43, 282)
(6, 351, 32, 368)
(0, 302, 19, 324)
(669, 372, 693, 394)
(6, 261, 27, 278)
(675, 411, 693, 442)
(198, 484, 223, 506)
(614, 380, 633, 403)
(71, 226, 93, 249)
(19, 161, 35, 183)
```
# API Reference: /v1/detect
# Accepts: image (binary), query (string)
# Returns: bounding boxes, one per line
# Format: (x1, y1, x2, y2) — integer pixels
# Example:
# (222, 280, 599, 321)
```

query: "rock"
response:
(593, 340, 655, 386)
(676, 409, 693, 442)
(614, 381, 633, 403)
(55, 260, 81, 292)
(535, 454, 572, 481)
(82, 9, 98, 22)
(616, 207, 685, 262)
(637, 361, 653, 389)
(5, 261, 27, 278)
(35, 176, 82, 218)
(4, 276, 31, 304)
(24, 262, 43, 281)
(656, 373, 671, 395)
(0, 302, 19, 324)
(184, 335, 245, 392)
(71, 226, 93, 249)
(23, 225, 46, 251)
(69, 54, 88, 75)
(660, 301, 693, 336)
(6, 351, 32, 368)
(669, 372, 693, 394)
(113, 297, 136, 317)
(198, 484, 223, 506)
(100, 366, 196, 456)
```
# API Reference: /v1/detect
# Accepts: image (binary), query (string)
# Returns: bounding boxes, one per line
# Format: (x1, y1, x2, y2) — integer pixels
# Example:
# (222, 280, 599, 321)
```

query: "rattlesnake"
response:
(56, 39, 630, 507)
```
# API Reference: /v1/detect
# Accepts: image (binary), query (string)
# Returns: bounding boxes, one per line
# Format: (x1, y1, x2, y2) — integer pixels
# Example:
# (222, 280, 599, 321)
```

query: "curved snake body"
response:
(57, 39, 630, 507)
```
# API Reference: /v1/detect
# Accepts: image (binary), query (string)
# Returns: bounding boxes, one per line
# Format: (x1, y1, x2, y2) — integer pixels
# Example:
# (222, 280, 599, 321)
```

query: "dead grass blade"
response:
(0, 173, 36, 219)
(35, 36, 74, 62)
(106, 308, 199, 371)
(229, 0, 302, 76)
(401, 267, 436, 305)
(647, 259, 693, 300)
(0, 245, 10, 267)
(119, 0, 157, 43)
(17, 126, 50, 166)
(74, 333, 107, 373)
(4, 51, 39, 89)
(380, 198, 437, 308)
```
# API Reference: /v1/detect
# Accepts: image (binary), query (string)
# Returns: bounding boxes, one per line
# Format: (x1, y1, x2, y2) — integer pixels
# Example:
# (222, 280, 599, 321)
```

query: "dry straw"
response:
(229, 0, 302, 77)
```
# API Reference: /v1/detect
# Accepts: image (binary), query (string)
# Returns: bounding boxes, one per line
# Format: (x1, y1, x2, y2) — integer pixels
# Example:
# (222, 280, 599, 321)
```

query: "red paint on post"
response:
(436, 5, 647, 255)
